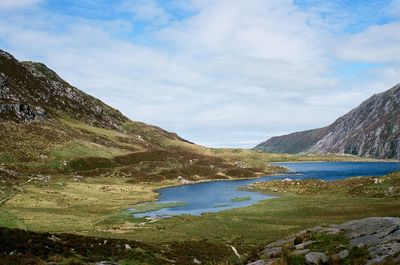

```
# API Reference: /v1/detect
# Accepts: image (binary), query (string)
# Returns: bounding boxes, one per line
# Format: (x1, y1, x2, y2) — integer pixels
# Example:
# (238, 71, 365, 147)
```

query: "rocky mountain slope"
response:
(255, 84, 400, 159)
(0, 50, 129, 128)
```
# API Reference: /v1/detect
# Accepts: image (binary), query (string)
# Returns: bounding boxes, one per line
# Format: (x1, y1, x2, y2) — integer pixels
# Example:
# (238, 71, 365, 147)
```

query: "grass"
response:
(129, 201, 187, 214)
(210, 148, 371, 165)
(48, 142, 129, 160)
(1, 171, 400, 264)
(309, 233, 349, 255)
(0, 153, 15, 163)
(0, 210, 26, 229)
(230, 196, 251, 202)
(252, 172, 400, 197)
(2, 174, 400, 246)
(0, 177, 175, 234)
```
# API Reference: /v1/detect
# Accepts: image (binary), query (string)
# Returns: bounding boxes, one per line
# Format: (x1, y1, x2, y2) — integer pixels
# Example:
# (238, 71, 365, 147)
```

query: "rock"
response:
(262, 246, 282, 258)
(282, 178, 293, 182)
(124, 244, 131, 250)
(247, 260, 266, 265)
(335, 244, 347, 251)
(255, 217, 400, 265)
(374, 178, 383, 184)
(95, 262, 118, 265)
(386, 186, 394, 194)
(47, 235, 61, 242)
(338, 249, 349, 259)
(305, 252, 328, 265)
(339, 217, 400, 264)
(193, 257, 202, 264)
(230, 245, 241, 258)
(294, 240, 314, 250)
(73, 175, 84, 182)
(292, 248, 310, 255)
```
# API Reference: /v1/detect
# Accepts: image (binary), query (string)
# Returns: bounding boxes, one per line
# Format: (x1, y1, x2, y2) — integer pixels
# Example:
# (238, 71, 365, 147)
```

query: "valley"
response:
(1, 49, 400, 265)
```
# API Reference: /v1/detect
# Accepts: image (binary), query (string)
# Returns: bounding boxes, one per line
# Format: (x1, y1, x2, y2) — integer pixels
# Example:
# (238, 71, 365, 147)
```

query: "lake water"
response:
(133, 162, 400, 218)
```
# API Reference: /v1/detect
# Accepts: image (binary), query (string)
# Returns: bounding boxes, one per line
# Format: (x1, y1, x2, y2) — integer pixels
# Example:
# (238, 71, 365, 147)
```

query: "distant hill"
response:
(255, 84, 400, 159)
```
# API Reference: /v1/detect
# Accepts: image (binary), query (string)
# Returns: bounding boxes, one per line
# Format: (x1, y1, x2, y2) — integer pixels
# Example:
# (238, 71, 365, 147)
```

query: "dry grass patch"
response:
(2, 177, 176, 234)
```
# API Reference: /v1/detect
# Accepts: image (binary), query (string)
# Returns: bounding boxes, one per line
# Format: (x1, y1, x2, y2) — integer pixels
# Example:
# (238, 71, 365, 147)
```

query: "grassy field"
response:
(1, 172, 400, 264)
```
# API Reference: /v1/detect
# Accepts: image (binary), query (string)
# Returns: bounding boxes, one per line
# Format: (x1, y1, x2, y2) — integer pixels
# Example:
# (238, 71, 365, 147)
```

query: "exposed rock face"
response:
(248, 217, 400, 265)
(0, 49, 128, 128)
(337, 217, 400, 264)
(255, 84, 400, 159)
(0, 72, 47, 122)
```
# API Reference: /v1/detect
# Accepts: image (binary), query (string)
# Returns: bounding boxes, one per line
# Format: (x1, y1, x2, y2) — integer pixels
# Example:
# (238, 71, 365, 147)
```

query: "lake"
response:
(132, 162, 400, 218)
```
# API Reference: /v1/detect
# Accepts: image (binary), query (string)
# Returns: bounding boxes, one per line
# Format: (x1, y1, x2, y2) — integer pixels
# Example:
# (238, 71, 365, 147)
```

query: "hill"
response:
(0, 49, 287, 182)
(255, 84, 400, 159)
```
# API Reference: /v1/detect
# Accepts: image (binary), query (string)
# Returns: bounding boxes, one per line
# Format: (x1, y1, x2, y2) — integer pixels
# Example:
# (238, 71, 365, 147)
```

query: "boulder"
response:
(292, 248, 310, 255)
(295, 240, 314, 250)
(247, 260, 266, 265)
(262, 246, 282, 258)
(305, 252, 328, 265)
(193, 257, 202, 264)
(338, 249, 349, 259)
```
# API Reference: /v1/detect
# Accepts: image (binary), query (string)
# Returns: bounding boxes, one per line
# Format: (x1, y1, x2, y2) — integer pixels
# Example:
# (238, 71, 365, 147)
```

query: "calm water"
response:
(133, 162, 400, 218)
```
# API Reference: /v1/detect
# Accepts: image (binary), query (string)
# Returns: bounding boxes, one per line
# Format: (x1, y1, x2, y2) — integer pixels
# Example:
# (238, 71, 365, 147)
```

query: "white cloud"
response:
(0, 0, 399, 148)
(118, 0, 170, 24)
(0, 0, 42, 9)
(335, 22, 400, 62)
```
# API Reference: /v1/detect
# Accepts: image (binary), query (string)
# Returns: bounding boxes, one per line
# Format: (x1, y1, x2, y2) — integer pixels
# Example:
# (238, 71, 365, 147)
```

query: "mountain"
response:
(0, 50, 129, 128)
(255, 84, 400, 159)
(0, 49, 281, 180)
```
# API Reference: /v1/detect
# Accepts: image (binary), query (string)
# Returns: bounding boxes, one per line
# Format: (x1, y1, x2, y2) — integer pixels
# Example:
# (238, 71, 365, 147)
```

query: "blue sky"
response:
(0, 0, 399, 147)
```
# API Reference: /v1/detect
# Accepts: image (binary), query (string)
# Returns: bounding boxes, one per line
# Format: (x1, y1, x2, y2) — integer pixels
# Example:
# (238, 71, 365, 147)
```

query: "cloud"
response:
(118, 0, 170, 24)
(335, 22, 400, 62)
(0, 0, 42, 9)
(0, 0, 399, 148)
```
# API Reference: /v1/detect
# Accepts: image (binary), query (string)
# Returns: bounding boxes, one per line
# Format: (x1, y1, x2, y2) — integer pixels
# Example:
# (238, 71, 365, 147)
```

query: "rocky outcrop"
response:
(338, 217, 400, 264)
(0, 72, 47, 122)
(255, 84, 400, 159)
(0, 49, 128, 128)
(248, 217, 400, 265)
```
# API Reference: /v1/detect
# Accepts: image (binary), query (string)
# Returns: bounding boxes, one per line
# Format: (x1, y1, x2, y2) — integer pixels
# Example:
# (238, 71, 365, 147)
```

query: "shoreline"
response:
(132, 161, 400, 218)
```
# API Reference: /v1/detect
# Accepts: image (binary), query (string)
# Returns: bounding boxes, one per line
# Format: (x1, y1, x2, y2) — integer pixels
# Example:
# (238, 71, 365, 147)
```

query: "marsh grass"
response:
(230, 196, 251, 202)
(129, 201, 187, 214)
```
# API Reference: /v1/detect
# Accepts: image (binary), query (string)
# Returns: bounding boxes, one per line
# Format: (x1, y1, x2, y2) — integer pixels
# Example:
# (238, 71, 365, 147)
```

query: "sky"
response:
(0, 0, 399, 148)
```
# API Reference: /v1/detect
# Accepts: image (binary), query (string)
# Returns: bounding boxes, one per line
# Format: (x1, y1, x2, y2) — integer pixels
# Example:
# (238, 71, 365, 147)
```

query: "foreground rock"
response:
(248, 217, 400, 265)
(305, 252, 328, 264)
